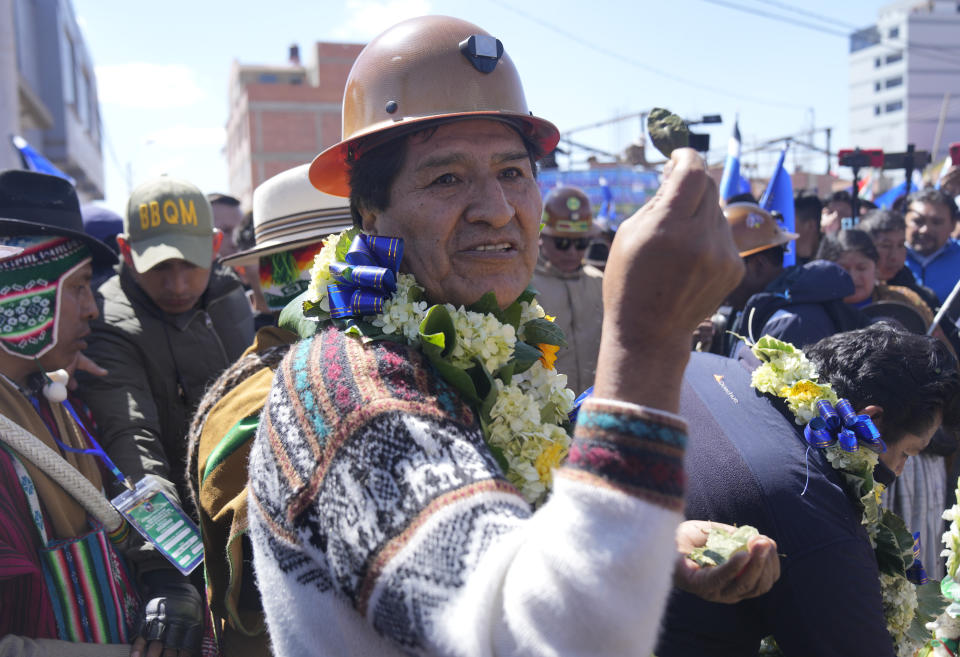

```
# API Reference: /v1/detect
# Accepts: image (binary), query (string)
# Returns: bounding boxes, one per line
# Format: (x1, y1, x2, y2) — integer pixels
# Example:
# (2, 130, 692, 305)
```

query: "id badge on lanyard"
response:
(111, 475, 204, 575)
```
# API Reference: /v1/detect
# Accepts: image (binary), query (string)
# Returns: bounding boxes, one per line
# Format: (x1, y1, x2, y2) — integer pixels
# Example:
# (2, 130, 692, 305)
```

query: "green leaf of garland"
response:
(512, 342, 542, 375)
(499, 302, 522, 332)
(419, 305, 456, 359)
(279, 290, 322, 339)
(468, 291, 501, 316)
(517, 285, 538, 305)
(875, 509, 915, 576)
(334, 226, 360, 262)
(907, 580, 948, 645)
(522, 318, 568, 348)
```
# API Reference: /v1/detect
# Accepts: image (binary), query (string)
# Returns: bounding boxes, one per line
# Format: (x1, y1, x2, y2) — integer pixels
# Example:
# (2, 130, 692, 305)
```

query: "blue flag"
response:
(11, 136, 75, 184)
(719, 119, 749, 202)
(759, 145, 796, 266)
(875, 172, 920, 209)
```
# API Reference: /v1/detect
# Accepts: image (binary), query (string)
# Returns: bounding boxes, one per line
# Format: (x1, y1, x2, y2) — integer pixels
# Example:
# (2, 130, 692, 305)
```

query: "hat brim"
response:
(221, 231, 337, 267)
(739, 230, 800, 258)
(308, 111, 560, 197)
(0, 216, 118, 266)
(127, 233, 212, 272)
(861, 301, 928, 334)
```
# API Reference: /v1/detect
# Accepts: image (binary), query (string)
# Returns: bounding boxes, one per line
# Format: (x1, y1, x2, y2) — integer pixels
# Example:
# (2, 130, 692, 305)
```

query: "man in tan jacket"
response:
(531, 186, 603, 395)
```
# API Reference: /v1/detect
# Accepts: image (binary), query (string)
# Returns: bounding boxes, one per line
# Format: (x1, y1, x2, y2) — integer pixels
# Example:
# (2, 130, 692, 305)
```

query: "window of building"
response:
(886, 51, 903, 64)
(875, 57, 882, 68)
(76, 67, 90, 129)
(875, 105, 882, 115)
(875, 81, 882, 92)
(886, 76, 903, 88)
(886, 100, 903, 112)
(259, 73, 278, 83)
(61, 33, 76, 106)
(888, 26, 899, 39)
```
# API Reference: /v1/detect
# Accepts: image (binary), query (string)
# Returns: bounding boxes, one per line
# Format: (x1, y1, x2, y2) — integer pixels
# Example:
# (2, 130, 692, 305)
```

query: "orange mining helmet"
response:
(541, 186, 594, 236)
(725, 202, 798, 258)
(308, 15, 560, 197)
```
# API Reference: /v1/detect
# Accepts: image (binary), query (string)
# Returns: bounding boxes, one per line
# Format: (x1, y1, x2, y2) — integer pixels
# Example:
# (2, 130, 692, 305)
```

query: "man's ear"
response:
(212, 229, 224, 258)
(356, 202, 379, 235)
(859, 404, 884, 430)
(116, 235, 136, 269)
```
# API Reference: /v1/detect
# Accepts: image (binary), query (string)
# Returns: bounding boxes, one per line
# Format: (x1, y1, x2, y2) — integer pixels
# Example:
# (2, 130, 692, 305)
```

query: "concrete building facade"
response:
(1, 0, 104, 198)
(225, 42, 364, 209)
(849, 0, 960, 161)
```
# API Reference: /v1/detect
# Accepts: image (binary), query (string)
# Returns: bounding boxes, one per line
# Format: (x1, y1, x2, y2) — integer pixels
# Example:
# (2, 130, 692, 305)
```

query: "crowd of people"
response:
(3, 13, 960, 657)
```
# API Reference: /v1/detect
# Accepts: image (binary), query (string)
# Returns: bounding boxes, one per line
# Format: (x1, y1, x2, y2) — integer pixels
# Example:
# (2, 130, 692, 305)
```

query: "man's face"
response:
(906, 201, 955, 256)
(880, 410, 941, 477)
(540, 233, 589, 273)
(872, 229, 907, 282)
(130, 259, 212, 314)
(38, 263, 98, 371)
(211, 203, 242, 257)
(362, 120, 541, 309)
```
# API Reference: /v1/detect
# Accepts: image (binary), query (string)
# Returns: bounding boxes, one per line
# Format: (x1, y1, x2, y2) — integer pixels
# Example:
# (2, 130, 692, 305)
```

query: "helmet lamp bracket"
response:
(459, 35, 503, 73)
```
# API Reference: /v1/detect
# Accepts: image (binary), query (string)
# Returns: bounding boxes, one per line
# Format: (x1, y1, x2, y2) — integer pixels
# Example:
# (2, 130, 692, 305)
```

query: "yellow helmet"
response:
(308, 15, 560, 197)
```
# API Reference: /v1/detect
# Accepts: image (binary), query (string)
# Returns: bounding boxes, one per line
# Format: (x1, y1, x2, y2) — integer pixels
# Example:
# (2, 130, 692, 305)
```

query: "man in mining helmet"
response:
(247, 15, 763, 657)
(532, 185, 604, 395)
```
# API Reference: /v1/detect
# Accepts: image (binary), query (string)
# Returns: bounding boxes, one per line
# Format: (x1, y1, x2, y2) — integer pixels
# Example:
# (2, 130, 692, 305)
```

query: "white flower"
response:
(306, 232, 344, 304)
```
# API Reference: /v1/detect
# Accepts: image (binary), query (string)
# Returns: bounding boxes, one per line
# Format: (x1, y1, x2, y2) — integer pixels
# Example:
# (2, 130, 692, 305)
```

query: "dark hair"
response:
(905, 187, 958, 221)
(794, 191, 822, 224)
(744, 244, 784, 268)
(826, 190, 853, 206)
(807, 322, 960, 443)
(858, 208, 906, 236)
(347, 119, 542, 228)
(816, 229, 879, 263)
(858, 199, 877, 212)
(207, 193, 241, 207)
(726, 192, 758, 205)
(234, 210, 255, 251)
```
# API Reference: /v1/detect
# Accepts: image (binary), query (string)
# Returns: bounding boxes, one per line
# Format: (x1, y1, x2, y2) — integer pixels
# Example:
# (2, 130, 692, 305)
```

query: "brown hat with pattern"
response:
(541, 186, 594, 237)
(725, 201, 798, 257)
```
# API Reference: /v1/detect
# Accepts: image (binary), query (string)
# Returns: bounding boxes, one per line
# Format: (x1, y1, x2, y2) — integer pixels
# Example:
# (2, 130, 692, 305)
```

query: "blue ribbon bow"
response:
(906, 532, 929, 585)
(803, 399, 886, 454)
(327, 234, 403, 319)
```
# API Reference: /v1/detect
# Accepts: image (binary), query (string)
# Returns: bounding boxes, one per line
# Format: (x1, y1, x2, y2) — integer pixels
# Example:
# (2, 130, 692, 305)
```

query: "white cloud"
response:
(143, 125, 226, 150)
(334, 0, 432, 40)
(95, 62, 204, 109)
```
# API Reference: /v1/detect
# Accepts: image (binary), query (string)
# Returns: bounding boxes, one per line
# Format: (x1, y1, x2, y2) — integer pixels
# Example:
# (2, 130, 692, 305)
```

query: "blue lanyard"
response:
(29, 394, 135, 492)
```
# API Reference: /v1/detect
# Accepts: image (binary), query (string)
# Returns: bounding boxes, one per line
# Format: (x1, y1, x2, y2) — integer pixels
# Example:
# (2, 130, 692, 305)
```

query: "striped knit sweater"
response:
(248, 325, 688, 657)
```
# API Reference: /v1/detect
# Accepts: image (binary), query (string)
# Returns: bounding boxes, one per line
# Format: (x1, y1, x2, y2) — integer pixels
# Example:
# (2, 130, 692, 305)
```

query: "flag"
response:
(857, 172, 874, 201)
(875, 171, 921, 209)
(10, 136, 75, 184)
(759, 145, 796, 267)
(719, 118, 750, 202)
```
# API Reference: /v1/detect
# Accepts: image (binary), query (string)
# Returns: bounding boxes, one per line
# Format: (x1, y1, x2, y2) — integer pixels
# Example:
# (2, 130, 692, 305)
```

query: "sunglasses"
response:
(551, 237, 591, 251)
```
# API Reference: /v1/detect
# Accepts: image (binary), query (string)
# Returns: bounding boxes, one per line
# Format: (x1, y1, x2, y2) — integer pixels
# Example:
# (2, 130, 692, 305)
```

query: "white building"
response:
(1, 0, 104, 198)
(849, 0, 960, 162)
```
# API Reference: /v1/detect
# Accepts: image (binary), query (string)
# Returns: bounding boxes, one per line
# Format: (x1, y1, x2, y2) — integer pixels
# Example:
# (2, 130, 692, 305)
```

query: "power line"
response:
(488, 0, 808, 111)
(751, 0, 860, 31)
(700, 0, 849, 36)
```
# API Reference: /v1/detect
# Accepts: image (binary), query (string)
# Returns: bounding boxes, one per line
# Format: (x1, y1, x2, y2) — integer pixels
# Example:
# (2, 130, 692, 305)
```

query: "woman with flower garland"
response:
(246, 15, 747, 657)
(656, 323, 960, 657)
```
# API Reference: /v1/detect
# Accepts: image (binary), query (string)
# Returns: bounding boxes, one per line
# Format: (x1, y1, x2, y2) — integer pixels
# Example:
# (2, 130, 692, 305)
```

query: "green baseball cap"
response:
(123, 176, 214, 272)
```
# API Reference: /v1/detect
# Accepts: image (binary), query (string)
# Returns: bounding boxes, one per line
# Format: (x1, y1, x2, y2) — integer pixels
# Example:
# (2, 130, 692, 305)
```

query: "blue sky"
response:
(73, 0, 886, 213)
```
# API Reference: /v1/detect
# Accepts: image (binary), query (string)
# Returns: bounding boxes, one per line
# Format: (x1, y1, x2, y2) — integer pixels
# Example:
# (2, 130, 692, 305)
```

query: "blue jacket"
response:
(905, 238, 960, 306)
(655, 352, 897, 657)
(730, 260, 869, 356)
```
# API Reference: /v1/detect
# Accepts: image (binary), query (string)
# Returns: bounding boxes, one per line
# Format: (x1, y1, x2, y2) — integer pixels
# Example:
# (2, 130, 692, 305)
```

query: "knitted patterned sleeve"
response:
(247, 327, 687, 657)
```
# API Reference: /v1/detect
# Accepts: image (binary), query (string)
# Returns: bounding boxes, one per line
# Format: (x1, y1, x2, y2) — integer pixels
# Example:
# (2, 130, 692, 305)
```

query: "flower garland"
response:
(921, 480, 960, 656)
(749, 335, 943, 656)
(285, 228, 575, 506)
